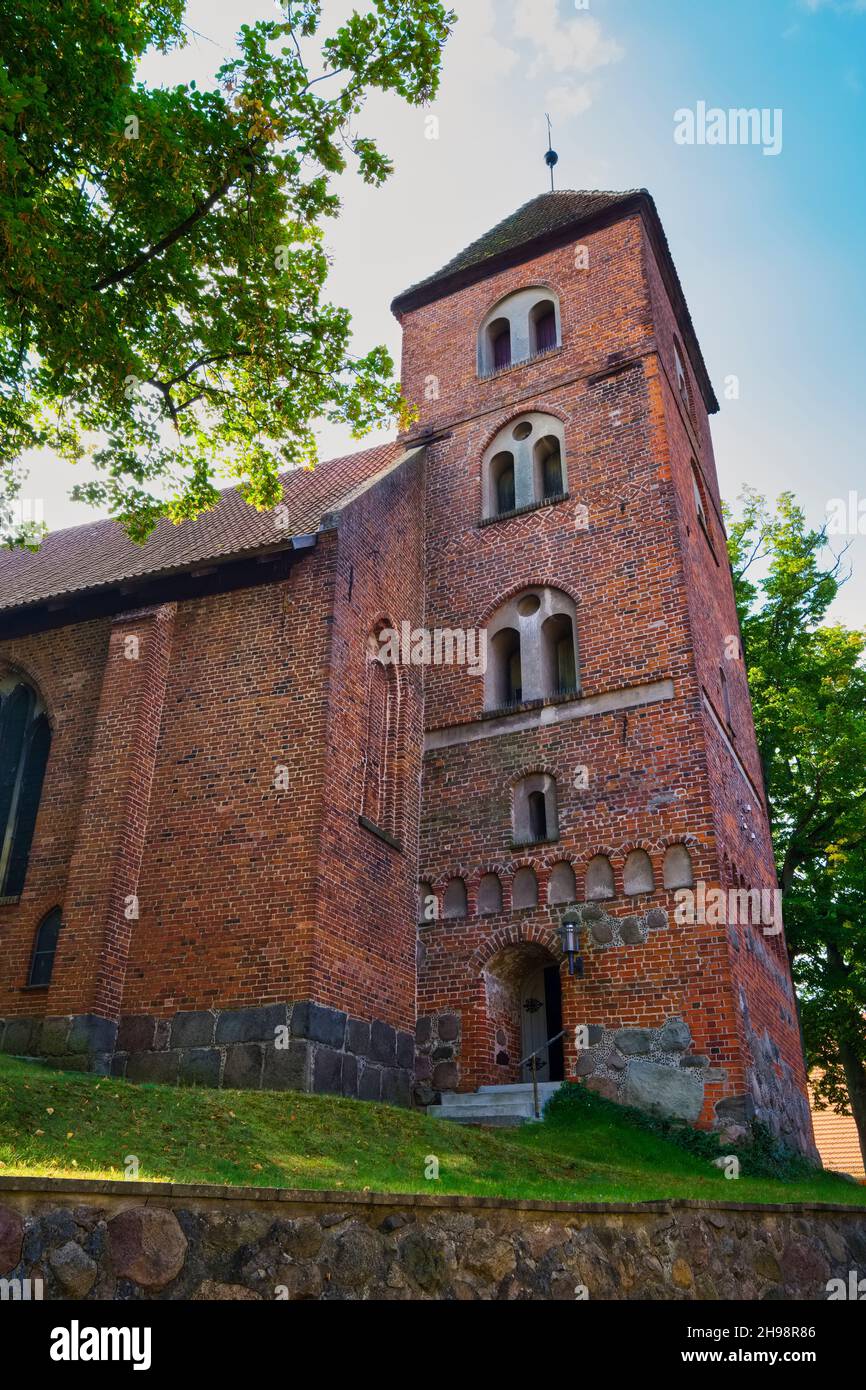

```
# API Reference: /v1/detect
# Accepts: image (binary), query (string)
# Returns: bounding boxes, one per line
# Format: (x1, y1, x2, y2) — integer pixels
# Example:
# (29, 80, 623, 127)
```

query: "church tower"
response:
(393, 190, 815, 1154)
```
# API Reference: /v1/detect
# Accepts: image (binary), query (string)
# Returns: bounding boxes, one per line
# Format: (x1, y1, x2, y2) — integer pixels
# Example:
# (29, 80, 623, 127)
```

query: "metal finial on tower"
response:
(544, 113, 559, 192)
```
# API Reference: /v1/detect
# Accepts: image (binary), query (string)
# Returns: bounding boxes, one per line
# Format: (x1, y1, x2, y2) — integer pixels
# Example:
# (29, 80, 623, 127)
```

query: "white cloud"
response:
(511, 2, 624, 79)
(449, 0, 519, 81)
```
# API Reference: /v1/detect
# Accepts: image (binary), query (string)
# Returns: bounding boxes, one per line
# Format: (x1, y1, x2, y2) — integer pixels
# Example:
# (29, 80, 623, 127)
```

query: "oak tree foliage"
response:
(0, 0, 454, 544)
(728, 489, 866, 1166)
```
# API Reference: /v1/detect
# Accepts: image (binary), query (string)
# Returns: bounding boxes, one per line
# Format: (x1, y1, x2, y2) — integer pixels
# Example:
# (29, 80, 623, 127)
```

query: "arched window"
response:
(361, 632, 403, 841)
(511, 866, 538, 910)
(586, 854, 614, 901)
(28, 907, 62, 987)
(490, 319, 512, 372)
(719, 666, 733, 731)
(482, 413, 567, 519)
(691, 463, 707, 531)
(491, 451, 516, 516)
(443, 877, 467, 919)
(478, 288, 561, 377)
(0, 678, 52, 900)
(530, 299, 558, 355)
(663, 845, 694, 890)
(624, 849, 654, 896)
(528, 791, 547, 841)
(485, 588, 578, 710)
(534, 435, 564, 501)
(548, 862, 576, 905)
(542, 613, 578, 696)
(477, 873, 502, 916)
(513, 773, 558, 846)
(489, 627, 522, 709)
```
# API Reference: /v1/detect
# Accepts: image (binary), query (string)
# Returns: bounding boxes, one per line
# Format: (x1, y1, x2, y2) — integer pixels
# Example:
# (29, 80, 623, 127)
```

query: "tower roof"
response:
(391, 188, 719, 415)
(392, 190, 634, 309)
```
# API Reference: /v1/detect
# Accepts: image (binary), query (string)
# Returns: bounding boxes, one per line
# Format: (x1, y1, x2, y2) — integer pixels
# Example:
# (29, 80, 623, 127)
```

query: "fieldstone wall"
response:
(414, 1011, 462, 1103)
(575, 1017, 709, 1124)
(0, 1003, 414, 1105)
(1, 1179, 865, 1302)
(738, 988, 816, 1157)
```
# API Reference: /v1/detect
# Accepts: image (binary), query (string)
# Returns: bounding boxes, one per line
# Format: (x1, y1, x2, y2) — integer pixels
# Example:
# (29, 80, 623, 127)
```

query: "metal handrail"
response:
(519, 1028, 567, 1119)
(517, 1028, 567, 1070)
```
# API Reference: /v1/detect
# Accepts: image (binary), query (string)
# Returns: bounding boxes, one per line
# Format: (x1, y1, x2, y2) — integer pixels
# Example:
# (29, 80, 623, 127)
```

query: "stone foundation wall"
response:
(0, 1003, 414, 1104)
(1, 1179, 865, 1301)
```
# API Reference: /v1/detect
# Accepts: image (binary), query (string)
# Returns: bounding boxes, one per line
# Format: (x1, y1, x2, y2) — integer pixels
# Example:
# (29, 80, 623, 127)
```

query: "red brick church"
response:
(0, 190, 816, 1154)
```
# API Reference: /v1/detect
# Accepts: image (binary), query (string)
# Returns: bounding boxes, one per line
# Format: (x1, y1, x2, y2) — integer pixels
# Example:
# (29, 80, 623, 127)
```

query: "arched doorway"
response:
(481, 940, 564, 1087)
(520, 965, 564, 1082)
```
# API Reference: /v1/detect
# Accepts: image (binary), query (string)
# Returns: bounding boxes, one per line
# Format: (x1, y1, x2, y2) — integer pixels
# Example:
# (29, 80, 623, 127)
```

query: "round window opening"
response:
(512, 421, 533, 441)
(517, 594, 541, 617)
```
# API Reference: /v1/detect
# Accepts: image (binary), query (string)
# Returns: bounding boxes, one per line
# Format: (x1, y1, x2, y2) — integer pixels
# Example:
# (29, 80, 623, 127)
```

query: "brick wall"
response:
(311, 453, 425, 1034)
(0, 456, 424, 1099)
(398, 211, 814, 1152)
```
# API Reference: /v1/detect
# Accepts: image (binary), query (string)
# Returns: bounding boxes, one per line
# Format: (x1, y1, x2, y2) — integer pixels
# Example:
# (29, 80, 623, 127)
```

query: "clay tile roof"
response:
(392, 189, 639, 312)
(0, 439, 403, 615)
(810, 1104, 866, 1181)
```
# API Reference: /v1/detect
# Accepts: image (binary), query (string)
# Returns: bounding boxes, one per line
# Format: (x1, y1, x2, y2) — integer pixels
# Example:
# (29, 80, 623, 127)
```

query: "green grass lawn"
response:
(1, 1054, 863, 1206)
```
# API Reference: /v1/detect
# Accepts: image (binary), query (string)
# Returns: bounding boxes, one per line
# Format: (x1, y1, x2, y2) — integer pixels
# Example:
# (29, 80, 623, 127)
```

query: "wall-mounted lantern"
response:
(557, 914, 584, 978)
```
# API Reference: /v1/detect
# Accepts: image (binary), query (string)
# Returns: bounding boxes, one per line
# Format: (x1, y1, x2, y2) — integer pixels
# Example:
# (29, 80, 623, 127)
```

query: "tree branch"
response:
(92, 151, 255, 293)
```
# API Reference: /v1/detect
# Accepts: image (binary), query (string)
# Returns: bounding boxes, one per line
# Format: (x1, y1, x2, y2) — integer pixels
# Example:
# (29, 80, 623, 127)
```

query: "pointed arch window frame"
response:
(358, 630, 407, 853)
(27, 906, 63, 989)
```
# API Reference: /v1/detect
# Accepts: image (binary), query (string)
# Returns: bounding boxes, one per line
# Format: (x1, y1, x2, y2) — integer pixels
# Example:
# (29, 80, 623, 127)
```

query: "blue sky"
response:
(25, 0, 865, 625)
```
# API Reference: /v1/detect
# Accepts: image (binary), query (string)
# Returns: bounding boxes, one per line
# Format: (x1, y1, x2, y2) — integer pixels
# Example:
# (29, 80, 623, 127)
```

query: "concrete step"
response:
(477, 1082, 563, 1096)
(430, 1113, 528, 1129)
(430, 1081, 563, 1127)
(436, 1084, 544, 1106)
(436, 1098, 537, 1115)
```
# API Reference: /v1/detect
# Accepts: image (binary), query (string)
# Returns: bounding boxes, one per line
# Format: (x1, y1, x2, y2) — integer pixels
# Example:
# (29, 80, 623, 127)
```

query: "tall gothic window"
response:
(530, 300, 558, 355)
(535, 435, 564, 501)
(492, 323, 512, 371)
(0, 679, 51, 899)
(513, 772, 559, 846)
(673, 336, 694, 422)
(491, 451, 516, 515)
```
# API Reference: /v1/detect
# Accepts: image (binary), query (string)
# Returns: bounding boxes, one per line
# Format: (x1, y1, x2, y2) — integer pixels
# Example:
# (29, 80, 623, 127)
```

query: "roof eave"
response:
(0, 533, 317, 637)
